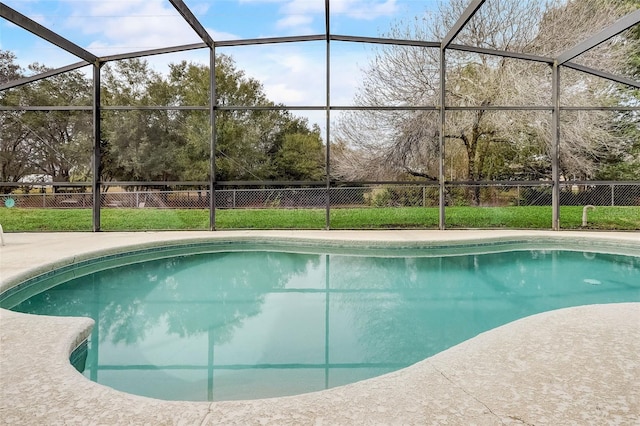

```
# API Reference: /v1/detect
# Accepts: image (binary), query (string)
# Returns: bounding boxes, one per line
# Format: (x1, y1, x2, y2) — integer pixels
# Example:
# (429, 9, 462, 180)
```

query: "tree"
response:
(333, 0, 638, 203)
(100, 59, 183, 185)
(2, 53, 325, 189)
(22, 64, 93, 186)
(166, 56, 324, 182)
(0, 50, 21, 85)
(0, 52, 33, 190)
(0, 51, 92, 191)
(595, 0, 640, 180)
(274, 130, 325, 181)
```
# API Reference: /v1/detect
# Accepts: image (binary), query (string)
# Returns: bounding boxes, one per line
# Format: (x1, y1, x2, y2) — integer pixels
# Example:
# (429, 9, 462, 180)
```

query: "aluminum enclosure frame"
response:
(1, 0, 639, 231)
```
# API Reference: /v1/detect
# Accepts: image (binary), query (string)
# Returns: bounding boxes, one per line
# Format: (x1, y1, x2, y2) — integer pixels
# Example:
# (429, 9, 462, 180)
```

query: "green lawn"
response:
(0, 206, 638, 231)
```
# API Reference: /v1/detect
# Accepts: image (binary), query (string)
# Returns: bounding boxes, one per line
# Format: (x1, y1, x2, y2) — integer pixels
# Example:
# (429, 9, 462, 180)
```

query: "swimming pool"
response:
(4, 238, 639, 402)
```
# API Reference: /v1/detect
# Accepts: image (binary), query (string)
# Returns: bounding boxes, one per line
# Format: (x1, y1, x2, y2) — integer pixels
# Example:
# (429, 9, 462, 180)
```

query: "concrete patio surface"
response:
(1, 230, 639, 425)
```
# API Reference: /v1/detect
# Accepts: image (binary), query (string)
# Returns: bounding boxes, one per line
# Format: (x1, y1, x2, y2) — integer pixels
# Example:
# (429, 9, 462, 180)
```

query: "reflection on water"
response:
(11, 249, 640, 401)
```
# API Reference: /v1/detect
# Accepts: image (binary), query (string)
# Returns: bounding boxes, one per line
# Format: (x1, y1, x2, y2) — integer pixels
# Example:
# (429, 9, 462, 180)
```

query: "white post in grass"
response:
(582, 205, 595, 227)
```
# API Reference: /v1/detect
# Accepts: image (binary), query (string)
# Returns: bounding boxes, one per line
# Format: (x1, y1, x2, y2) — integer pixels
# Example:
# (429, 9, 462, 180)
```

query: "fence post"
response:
(610, 184, 615, 207)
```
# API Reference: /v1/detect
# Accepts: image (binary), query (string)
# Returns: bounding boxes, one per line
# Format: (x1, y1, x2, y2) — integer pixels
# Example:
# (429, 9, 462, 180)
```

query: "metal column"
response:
(324, 0, 331, 230)
(92, 62, 102, 232)
(551, 63, 560, 230)
(438, 48, 446, 230)
(209, 48, 217, 230)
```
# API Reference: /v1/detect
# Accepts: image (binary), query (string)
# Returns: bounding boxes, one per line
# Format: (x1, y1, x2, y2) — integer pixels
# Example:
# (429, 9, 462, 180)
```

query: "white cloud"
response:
(330, 0, 399, 20)
(209, 29, 242, 41)
(189, 2, 212, 16)
(239, 0, 399, 31)
(276, 15, 314, 30)
(280, 0, 325, 16)
(238, 47, 326, 105)
(264, 83, 307, 103)
(63, 1, 201, 51)
(73, 0, 144, 16)
(330, 44, 371, 105)
(57, 0, 246, 56)
(225, 41, 372, 129)
(278, 53, 314, 74)
(237, 0, 288, 4)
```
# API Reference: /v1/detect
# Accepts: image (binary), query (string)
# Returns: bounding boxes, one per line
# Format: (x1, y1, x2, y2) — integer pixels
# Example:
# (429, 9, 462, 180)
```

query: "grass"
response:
(0, 206, 638, 232)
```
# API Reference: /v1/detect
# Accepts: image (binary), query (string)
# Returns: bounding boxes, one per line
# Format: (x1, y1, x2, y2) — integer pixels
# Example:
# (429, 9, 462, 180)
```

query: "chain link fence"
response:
(2, 188, 94, 208)
(444, 183, 554, 207)
(559, 183, 640, 206)
(1, 185, 443, 209)
(1, 182, 638, 230)
(3, 183, 639, 210)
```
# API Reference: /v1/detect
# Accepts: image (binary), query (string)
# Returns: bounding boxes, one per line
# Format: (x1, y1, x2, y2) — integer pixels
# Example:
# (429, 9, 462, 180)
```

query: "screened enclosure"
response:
(1, 0, 639, 231)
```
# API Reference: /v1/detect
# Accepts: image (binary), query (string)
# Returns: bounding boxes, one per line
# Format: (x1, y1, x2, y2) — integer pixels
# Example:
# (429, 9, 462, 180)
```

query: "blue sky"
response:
(2, 1, 436, 51)
(1, 0, 439, 126)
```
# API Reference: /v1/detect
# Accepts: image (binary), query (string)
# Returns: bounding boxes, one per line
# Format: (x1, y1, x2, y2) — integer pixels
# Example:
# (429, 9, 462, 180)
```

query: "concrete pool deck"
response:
(1, 230, 639, 425)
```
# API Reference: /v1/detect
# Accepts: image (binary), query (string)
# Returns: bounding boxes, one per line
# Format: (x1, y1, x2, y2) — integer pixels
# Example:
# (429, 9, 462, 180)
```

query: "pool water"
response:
(9, 248, 640, 401)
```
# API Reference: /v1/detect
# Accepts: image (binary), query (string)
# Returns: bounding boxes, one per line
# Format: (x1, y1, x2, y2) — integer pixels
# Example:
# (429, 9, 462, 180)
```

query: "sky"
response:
(1, 0, 441, 128)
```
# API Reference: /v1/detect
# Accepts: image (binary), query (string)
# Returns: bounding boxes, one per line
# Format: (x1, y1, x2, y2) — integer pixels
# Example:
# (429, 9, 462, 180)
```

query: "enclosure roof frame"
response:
(1, 0, 639, 89)
(168, 0, 214, 48)
(564, 61, 640, 89)
(101, 43, 208, 63)
(0, 61, 90, 91)
(0, 3, 97, 64)
(557, 9, 640, 65)
(442, 0, 486, 49)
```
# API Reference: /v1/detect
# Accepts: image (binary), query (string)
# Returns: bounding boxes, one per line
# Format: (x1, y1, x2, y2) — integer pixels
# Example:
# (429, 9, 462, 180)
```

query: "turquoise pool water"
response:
(6, 245, 640, 402)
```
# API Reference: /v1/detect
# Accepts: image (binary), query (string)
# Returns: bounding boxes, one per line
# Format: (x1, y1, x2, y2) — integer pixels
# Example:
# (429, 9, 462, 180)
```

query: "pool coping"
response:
(1, 230, 639, 424)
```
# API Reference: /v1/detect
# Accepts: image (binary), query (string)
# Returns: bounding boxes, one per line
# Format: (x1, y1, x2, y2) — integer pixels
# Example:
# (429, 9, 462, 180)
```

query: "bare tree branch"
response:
(333, 0, 637, 193)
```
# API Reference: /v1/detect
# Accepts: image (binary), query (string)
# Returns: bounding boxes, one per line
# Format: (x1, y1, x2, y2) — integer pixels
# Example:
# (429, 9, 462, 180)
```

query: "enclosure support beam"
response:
(210, 48, 217, 231)
(0, 61, 89, 91)
(448, 43, 552, 64)
(101, 43, 207, 63)
(92, 63, 102, 232)
(168, 0, 214, 47)
(217, 35, 325, 47)
(563, 62, 640, 89)
(557, 10, 640, 65)
(439, 48, 446, 230)
(0, 3, 98, 63)
(331, 34, 439, 48)
(442, 0, 485, 48)
(325, 0, 331, 230)
(551, 63, 561, 231)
